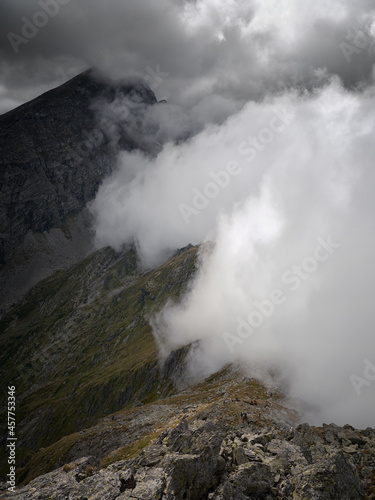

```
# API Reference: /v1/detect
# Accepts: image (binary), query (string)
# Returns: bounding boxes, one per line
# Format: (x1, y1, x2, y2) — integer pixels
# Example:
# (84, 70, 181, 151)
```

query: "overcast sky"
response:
(2, 0, 375, 427)
(0, 0, 374, 114)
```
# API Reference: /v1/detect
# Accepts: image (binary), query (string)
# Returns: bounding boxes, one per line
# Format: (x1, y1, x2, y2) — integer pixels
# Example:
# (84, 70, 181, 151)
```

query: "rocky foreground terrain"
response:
(1, 366, 375, 499)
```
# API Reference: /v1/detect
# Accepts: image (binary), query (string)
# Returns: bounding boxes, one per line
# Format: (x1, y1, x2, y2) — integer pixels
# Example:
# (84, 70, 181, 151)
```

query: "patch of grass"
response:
(18, 432, 81, 485)
(100, 430, 161, 469)
(62, 462, 78, 473)
(84, 464, 95, 476)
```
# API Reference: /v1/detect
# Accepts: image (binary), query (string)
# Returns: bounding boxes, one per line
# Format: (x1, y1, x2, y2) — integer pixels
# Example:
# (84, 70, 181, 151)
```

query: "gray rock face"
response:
(0, 208, 94, 311)
(0, 69, 158, 311)
(6, 419, 375, 499)
(290, 450, 364, 500)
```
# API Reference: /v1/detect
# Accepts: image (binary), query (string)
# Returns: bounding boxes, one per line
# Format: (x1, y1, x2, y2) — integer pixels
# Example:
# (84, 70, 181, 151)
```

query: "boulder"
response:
(209, 481, 249, 500)
(229, 462, 274, 495)
(232, 443, 249, 466)
(163, 453, 226, 500)
(119, 468, 165, 499)
(290, 450, 365, 499)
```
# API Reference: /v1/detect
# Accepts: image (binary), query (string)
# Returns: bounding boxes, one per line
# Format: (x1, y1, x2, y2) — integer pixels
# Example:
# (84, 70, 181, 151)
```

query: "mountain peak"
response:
(0, 70, 158, 311)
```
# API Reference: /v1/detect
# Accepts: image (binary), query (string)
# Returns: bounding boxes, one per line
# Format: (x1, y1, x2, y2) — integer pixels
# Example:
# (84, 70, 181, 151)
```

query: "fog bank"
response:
(92, 80, 375, 427)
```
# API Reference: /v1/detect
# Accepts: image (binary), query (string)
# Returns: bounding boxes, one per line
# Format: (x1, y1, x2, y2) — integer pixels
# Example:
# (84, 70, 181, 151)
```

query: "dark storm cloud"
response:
(0, 0, 374, 114)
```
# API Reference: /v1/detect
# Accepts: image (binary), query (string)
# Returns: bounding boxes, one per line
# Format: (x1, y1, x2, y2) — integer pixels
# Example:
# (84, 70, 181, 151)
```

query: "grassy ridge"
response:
(0, 244, 199, 481)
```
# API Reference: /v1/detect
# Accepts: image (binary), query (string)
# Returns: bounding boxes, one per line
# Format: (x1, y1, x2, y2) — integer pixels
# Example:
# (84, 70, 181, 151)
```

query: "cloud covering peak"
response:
(1, 0, 374, 113)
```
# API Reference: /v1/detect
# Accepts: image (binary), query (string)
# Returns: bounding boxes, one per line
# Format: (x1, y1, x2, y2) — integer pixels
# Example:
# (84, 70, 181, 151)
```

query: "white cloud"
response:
(92, 79, 375, 427)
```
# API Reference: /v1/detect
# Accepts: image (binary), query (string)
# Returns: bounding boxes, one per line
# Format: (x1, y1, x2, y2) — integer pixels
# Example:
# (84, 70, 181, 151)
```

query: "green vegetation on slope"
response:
(0, 244, 199, 482)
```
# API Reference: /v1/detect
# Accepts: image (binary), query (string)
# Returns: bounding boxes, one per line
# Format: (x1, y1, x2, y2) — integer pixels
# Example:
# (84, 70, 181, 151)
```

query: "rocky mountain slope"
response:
(0, 243, 199, 484)
(2, 366, 375, 499)
(1, 242, 375, 499)
(0, 69, 159, 311)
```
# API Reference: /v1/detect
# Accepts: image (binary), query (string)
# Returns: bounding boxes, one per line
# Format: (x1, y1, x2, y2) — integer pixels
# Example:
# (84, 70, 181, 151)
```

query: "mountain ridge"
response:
(0, 243, 200, 483)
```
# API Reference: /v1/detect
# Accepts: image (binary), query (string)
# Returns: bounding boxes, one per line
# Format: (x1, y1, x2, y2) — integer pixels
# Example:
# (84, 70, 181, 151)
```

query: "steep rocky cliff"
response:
(0, 69, 158, 311)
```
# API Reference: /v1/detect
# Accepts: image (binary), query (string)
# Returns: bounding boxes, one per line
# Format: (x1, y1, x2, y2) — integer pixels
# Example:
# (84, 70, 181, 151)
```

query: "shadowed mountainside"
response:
(0, 69, 159, 311)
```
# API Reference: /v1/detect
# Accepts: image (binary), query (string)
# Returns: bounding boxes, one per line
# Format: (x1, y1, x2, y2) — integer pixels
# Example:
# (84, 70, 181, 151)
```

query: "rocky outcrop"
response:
(0, 69, 158, 311)
(5, 416, 375, 499)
